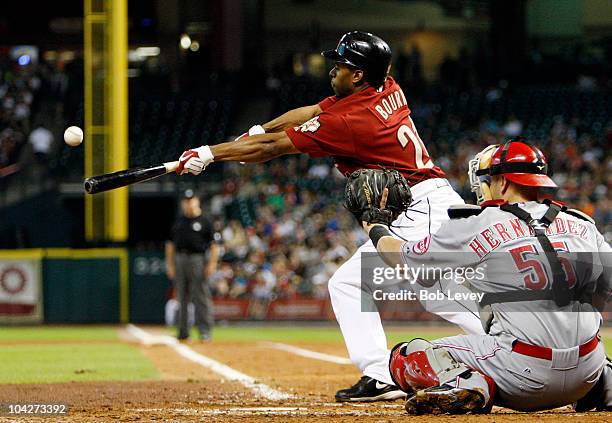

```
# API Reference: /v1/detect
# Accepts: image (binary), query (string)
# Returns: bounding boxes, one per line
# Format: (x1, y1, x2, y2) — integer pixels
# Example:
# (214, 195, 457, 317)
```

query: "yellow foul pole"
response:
(84, 0, 128, 242)
(107, 0, 128, 241)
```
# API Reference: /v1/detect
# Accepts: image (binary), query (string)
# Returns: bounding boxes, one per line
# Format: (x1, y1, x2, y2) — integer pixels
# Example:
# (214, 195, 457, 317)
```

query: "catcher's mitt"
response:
(344, 169, 412, 225)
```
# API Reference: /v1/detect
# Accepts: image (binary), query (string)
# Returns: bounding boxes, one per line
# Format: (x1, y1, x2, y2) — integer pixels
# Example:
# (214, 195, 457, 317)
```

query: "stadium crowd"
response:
(0, 51, 609, 301)
(206, 109, 611, 300)
(0, 58, 70, 178)
(424, 110, 611, 230)
(202, 46, 610, 300)
(206, 158, 359, 301)
(0, 60, 40, 170)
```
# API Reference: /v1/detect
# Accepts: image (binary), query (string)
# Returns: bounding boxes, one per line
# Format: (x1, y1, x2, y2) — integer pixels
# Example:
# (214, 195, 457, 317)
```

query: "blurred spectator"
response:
(28, 122, 53, 163)
(502, 115, 523, 137)
(0, 128, 24, 168)
(0, 57, 50, 173)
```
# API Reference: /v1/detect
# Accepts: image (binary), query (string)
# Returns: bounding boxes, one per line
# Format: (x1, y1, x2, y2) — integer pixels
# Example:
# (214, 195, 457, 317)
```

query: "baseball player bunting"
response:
(176, 30, 484, 402)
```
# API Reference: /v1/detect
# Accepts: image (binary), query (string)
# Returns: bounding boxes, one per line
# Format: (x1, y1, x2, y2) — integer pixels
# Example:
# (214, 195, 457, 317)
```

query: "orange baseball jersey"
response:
(285, 77, 445, 185)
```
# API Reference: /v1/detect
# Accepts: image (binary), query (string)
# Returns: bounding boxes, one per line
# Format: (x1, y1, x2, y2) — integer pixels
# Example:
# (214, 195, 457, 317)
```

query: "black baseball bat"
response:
(83, 161, 179, 194)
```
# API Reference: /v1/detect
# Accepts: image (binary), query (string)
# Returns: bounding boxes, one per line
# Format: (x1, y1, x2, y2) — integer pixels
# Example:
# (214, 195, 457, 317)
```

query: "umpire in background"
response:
(165, 189, 219, 341)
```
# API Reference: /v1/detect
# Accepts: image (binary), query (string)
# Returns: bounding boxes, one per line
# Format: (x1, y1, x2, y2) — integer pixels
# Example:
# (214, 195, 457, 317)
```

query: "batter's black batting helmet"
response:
(322, 31, 392, 87)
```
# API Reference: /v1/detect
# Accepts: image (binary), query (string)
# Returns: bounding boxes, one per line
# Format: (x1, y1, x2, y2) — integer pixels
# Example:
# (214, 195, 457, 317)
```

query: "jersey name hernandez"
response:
(469, 214, 590, 259)
(286, 77, 446, 185)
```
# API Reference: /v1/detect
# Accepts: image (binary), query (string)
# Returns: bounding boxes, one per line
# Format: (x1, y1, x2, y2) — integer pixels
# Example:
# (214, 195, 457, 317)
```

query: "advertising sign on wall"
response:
(0, 254, 43, 323)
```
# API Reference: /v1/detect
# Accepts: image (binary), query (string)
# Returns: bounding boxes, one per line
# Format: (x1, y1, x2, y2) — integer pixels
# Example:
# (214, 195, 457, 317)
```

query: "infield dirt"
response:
(0, 325, 610, 422)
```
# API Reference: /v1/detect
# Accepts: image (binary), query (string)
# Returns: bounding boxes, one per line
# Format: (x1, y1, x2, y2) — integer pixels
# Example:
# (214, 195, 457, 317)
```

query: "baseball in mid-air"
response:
(64, 126, 83, 147)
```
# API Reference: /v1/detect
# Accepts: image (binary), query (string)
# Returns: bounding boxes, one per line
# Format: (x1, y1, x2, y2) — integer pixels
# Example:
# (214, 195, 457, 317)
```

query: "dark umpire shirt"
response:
(171, 214, 214, 254)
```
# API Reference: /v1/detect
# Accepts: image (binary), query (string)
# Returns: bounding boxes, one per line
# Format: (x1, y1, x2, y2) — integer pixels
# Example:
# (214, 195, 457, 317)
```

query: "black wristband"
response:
(369, 225, 391, 248)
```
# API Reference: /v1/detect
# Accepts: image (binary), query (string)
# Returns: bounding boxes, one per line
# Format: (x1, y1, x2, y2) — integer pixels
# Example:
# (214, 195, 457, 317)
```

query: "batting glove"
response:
(236, 124, 265, 141)
(176, 145, 214, 175)
(237, 125, 265, 164)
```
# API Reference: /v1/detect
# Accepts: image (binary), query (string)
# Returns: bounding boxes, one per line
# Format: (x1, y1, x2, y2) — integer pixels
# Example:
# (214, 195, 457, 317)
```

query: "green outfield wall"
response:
(1, 249, 124, 323)
(128, 251, 168, 323)
(0, 249, 171, 324)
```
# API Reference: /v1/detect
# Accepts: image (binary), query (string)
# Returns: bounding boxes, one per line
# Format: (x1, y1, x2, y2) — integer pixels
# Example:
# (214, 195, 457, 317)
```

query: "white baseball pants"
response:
(328, 178, 485, 384)
(432, 333, 606, 410)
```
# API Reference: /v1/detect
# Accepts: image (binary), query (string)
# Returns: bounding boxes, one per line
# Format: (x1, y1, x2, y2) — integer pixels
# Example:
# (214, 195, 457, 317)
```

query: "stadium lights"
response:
(135, 47, 160, 57)
(129, 47, 161, 62)
(17, 55, 31, 66)
(180, 34, 191, 50)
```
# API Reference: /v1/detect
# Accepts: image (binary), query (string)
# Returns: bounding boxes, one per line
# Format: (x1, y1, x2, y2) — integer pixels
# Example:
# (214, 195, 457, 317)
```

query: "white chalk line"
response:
(125, 324, 292, 401)
(263, 342, 352, 365)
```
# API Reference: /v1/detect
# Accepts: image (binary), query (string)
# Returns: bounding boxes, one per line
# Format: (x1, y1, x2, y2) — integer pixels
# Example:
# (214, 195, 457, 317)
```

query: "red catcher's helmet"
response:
(479, 139, 557, 188)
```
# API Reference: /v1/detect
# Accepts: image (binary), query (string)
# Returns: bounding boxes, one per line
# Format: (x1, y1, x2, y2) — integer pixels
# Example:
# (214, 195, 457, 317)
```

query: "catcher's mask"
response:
(468, 144, 498, 205)
(469, 139, 557, 204)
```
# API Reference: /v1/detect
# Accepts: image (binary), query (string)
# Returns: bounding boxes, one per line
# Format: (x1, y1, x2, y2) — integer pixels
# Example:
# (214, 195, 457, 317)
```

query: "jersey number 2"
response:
(397, 117, 434, 169)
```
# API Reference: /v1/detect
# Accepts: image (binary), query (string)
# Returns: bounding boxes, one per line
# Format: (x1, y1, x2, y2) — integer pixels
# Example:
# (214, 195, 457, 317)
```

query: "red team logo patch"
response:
(412, 236, 430, 255)
(296, 116, 321, 133)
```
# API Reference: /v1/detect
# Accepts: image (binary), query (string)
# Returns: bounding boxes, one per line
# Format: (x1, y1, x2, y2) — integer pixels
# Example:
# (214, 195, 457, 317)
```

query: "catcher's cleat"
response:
(405, 385, 487, 415)
(335, 376, 407, 402)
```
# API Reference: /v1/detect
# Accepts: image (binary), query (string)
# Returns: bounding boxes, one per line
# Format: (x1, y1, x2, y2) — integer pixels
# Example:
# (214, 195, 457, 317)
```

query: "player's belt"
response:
(512, 333, 600, 361)
(409, 178, 450, 198)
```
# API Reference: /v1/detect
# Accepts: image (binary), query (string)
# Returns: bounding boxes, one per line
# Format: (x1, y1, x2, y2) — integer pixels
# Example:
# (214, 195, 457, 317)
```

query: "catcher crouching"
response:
(349, 140, 611, 414)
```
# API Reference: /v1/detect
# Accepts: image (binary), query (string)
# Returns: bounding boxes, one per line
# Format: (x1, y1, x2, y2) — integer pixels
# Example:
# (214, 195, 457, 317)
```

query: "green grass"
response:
(0, 326, 158, 384)
(178, 325, 460, 344)
(0, 344, 159, 384)
(0, 325, 608, 385)
(176, 325, 612, 354)
(0, 326, 118, 342)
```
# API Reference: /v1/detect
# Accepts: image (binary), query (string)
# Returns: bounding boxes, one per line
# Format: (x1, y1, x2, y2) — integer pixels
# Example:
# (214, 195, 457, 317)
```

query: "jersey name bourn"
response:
(372, 88, 408, 121)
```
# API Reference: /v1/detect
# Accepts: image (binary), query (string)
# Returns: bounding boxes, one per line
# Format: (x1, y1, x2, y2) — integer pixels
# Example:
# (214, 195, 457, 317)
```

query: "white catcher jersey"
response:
(399, 201, 612, 349)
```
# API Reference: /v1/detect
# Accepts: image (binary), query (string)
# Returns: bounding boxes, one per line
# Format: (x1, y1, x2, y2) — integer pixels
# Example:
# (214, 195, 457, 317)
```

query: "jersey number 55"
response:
(510, 241, 578, 290)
